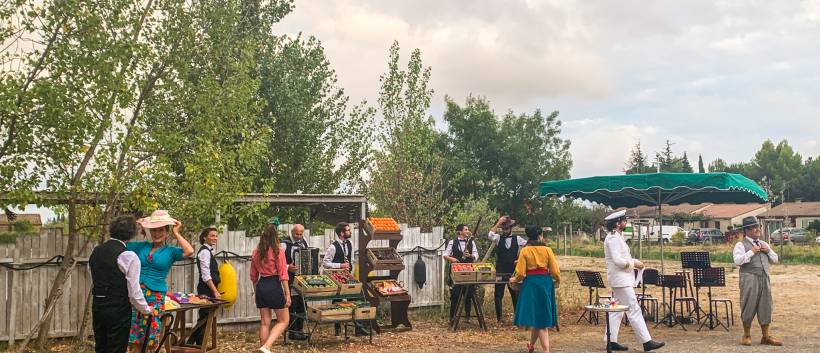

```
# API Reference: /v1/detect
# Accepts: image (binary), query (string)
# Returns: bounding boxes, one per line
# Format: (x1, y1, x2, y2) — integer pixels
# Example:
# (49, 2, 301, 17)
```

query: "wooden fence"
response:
(0, 224, 446, 343)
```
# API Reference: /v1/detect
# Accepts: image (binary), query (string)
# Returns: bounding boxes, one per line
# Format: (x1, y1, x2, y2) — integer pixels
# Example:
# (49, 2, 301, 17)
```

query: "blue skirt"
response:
(513, 274, 557, 329)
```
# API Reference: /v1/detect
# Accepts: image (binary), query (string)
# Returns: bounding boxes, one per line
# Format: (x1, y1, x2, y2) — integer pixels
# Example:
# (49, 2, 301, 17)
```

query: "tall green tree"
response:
(792, 156, 820, 201)
(625, 141, 650, 174)
(681, 152, 694, 173)
(698, 154, 706, 173)
(747, 140, 802, 200)
(368, 42, 451, 231)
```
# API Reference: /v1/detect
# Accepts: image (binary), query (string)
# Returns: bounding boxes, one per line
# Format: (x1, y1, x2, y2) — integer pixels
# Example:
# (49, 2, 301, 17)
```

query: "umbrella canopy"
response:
(539, 172, 768, 206)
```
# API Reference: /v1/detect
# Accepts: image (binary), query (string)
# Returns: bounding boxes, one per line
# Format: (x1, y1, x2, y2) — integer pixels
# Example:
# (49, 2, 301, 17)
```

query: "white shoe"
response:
(259, 347, 272, 353)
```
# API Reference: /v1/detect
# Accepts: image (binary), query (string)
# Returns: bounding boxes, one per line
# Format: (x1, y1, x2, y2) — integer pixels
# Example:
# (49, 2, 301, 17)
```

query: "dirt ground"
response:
(11, 256, 820, 353)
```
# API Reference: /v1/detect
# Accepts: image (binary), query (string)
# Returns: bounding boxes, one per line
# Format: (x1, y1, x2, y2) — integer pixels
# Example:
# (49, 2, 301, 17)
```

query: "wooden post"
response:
(6, 268, 14, 347)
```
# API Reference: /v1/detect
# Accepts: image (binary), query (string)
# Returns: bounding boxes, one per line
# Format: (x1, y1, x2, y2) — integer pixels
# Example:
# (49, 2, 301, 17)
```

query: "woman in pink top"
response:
(250, 220, 291, 353)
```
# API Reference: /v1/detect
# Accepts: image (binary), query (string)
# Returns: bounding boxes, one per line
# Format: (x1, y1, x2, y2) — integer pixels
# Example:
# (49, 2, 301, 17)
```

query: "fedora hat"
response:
(137, 210, 177, 229)
(740, 216, 760, 229)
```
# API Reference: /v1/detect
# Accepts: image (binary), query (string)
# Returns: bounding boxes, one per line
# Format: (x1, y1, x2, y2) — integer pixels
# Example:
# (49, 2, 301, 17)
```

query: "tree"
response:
(747, 140, 802, 200)
(698, 154, 706, 173)
(681, 152, 694, 173)
(625, 141, 650, 174)
(659, 140, 676, 171)
(792, 156, 820, 201)
(368, 41, 451, 231)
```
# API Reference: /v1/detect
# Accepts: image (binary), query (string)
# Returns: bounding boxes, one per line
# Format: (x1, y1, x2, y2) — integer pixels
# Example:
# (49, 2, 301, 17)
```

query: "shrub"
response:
(12, 220, 33, 233)
(672, 231, 686, 246)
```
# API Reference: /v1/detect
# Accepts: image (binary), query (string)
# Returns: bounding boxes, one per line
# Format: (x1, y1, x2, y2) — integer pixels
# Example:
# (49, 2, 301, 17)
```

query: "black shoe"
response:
(355, 328, 370, 337)
(643, 340, 665, 352)
(334, 326, 341, 336)
(288, 332, 308, 341)
(607, 342, 629, 351)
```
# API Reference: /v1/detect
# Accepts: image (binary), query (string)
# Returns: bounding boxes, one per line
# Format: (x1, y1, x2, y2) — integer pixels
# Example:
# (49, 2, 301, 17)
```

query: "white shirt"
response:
(604, 230, 636, 288)
(113, 239, 152, 315)
(488, 231, 527, 250)
(322, 239, 353, 269)
(443, 238, 479, 259)
(733, 236, 778, 266)
(197, 244, 214, 283)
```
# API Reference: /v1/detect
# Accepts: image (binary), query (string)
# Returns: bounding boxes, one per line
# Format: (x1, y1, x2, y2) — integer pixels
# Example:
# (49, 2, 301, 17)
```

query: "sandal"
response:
(527, 343, 535, 353)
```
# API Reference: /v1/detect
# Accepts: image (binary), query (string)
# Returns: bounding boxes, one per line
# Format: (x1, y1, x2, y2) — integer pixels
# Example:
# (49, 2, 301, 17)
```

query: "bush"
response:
(12, 220, 34, 232)
(672, 231, 686, 246)
(0, 232, 16, 244)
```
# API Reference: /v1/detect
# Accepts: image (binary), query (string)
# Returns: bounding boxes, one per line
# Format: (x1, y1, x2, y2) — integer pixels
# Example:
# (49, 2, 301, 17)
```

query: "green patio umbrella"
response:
(539, 172, 768, 274)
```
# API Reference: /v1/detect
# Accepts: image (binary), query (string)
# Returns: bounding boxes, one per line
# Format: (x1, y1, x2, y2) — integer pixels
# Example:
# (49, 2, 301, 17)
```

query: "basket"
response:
(307, 304, 354, 322)
(294, 275, 338, 297)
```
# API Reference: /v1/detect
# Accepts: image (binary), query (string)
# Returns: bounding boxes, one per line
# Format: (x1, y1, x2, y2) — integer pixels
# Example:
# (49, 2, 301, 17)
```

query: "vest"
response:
(282, 237, 308, 267)
(451, 238, 475, 263)
(196, 245, 220, 293)
(332, 240, 353, 264)
(740, 238, 770, 276)
(89, 239, 128, 302)
(496, 235, 520, 272)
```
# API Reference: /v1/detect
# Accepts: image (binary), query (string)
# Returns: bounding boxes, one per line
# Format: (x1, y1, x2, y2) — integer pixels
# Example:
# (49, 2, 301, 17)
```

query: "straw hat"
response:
(138, 210, 177, 229)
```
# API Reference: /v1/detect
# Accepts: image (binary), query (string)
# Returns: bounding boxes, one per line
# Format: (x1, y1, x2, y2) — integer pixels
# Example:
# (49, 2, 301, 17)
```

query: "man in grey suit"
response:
(733, 216, 782, 346)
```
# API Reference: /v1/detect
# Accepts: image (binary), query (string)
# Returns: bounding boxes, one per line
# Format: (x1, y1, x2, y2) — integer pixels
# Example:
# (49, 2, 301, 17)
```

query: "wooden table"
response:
(144, 299, 228, 353)
(584, 304, 628, 353)
(449, 279, 508, 331)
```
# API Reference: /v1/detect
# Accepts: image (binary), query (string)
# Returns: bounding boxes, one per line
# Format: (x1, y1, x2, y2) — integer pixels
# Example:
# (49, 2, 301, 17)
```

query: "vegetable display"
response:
(298, 275, 335, 288)
(451, 264, 475, 272)
(371, 279, 407, 296)
(328, 270, 360, 285)
(369, 248, 400, 261)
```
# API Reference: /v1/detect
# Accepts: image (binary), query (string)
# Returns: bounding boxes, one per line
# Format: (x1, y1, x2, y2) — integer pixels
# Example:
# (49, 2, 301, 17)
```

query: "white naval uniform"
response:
(604, 230, 652, 345)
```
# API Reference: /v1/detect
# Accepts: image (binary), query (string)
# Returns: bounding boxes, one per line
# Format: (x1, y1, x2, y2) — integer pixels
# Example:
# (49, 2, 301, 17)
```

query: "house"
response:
(758, 201, 820, 233)
(0, 213, 43, 233)
(624, 203, 768, 232)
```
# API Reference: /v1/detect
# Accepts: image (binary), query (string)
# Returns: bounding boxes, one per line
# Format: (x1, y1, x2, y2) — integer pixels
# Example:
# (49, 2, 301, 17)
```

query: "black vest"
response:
(197, 245, 220, 290)
(89, 239, 128, 302)
(282, 237, 308, 267)
(496, 235, 520, 272)
(332, 240, 353, 264)
(451, 238, 475, 263)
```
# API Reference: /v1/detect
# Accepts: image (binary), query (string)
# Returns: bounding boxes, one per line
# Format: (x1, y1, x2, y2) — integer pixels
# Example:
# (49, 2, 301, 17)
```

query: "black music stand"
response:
(576, 270, 607, 325)
(694, 267, 729, 331)
(680, 251, 710, 322)
(654, 274, 687, 330)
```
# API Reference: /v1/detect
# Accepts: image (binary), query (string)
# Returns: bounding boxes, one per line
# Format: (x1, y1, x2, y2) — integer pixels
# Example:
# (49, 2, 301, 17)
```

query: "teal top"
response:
(127, 241, 185, 292)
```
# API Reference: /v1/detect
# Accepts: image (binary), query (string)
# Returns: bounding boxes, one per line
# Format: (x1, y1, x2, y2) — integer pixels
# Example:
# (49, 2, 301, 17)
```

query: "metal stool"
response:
(711, 298, 734, 327)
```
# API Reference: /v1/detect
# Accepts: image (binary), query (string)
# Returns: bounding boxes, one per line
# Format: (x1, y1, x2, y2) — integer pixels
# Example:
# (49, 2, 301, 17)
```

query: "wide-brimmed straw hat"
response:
(138, 210, 177, 229)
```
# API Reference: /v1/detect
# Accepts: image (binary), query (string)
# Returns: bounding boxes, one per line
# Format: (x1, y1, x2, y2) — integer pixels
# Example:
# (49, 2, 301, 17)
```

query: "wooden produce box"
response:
(324, 269, 363, 295)
(451, 263, 477, 283)
(307, 303, 354, 322)
(364, 217, 402, 240)
(294, 275, 338, 297)
(354, 306, 377, 320)
(367, 247, 403, 265)
(474, 263, 496, 281)
(370, 279, 408, 296)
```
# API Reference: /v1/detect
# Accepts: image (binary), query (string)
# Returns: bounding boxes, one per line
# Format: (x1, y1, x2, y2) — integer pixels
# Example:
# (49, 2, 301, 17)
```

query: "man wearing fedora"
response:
(733, 216, 782, 346)
(488, 215, 527, 322)
(603, 210, 665, 352)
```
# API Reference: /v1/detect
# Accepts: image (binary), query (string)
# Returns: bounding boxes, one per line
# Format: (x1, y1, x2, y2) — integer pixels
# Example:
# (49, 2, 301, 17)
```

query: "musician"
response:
(322, 222, 368, 336)
(488, 215, 527, 322)
(188, 227, 220, 346)
(443, 224, 479, 322)
(281, 224, 308, 340)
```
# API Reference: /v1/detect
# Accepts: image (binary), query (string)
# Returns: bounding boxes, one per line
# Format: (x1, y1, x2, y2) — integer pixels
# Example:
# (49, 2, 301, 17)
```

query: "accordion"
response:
(294, 247, 320, 275)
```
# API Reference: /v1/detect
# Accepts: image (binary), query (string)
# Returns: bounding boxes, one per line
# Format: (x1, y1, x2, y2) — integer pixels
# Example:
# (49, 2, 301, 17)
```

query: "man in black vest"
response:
(282, 224, 309, 340)
(322, 222, 368, 336)
(189, 227, 221, 346)
(90, 215, 152, 353)
(488, 215, 527, 322)
(443, 224, 479, 322)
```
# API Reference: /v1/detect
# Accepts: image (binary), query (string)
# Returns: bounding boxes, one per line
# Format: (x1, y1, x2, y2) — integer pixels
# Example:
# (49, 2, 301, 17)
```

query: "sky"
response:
(275, 0, 820, 178)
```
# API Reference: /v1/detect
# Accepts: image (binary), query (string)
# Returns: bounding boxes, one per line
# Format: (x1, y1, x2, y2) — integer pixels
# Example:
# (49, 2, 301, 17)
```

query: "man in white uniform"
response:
(603, 210, 665, 352)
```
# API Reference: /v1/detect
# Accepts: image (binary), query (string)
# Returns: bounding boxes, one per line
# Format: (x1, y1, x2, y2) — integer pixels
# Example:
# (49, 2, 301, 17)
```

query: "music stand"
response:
(694, 267, 729, 331)
(654, 274, 687, 330)
(680, 251, 710, 321)
(576, 270, 607, 325)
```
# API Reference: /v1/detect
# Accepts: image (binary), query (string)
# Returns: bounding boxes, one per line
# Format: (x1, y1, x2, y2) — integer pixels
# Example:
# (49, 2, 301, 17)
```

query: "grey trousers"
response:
(739, 272, 773, 326)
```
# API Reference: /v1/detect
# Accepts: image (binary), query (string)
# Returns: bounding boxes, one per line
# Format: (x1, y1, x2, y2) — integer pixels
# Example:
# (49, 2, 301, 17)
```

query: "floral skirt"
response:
(129, 284, 165, 348)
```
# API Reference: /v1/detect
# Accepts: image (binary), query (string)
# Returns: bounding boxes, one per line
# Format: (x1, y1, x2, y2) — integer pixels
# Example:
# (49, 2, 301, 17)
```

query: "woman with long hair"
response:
(509, 225, 561, 353)
(250, 219, 291, 353)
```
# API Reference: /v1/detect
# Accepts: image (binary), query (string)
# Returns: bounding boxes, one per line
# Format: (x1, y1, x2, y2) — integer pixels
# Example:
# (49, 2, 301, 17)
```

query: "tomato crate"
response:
(324, 269, 363, 295)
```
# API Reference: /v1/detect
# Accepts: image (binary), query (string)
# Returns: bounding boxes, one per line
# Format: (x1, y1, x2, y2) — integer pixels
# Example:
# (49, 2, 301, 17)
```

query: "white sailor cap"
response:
(604, 209, 628, 221)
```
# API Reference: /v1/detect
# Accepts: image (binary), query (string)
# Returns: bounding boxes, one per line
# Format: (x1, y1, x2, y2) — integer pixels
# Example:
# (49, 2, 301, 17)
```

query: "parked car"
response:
(770, 228, 810, 244)
(816, 235, 820, 244)
(686, 228, 724, 244)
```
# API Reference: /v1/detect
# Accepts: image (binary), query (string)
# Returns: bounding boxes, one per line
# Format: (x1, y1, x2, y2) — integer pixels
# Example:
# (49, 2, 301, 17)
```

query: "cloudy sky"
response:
(276, 0, 820, 178)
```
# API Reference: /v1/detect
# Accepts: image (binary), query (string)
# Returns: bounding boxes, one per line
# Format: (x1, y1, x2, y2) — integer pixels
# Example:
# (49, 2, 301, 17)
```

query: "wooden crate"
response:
(294, 275, 338, 297)
(363, 219, 402, 240)
(451, 271, 477, 283)
(324, 269, 363, 295)
(307, 305, 353, 322)
(367, 247, 403, 265)
(354, 306, 377, 320)
(474, 263, 496, 281)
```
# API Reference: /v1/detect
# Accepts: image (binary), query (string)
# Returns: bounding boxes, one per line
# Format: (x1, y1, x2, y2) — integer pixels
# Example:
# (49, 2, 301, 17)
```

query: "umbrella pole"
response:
(658, 192, 668, 322)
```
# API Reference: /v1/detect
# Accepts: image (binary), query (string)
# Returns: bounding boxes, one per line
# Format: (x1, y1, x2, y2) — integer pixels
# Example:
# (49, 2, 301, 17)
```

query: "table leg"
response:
(451, 287, 467, 331)
(470, 285, 487, 331)
(605, 312, 612, 353)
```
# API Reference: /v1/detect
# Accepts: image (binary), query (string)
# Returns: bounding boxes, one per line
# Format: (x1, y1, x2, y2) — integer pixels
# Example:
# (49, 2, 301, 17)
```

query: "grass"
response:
(549, 239, 820, 265)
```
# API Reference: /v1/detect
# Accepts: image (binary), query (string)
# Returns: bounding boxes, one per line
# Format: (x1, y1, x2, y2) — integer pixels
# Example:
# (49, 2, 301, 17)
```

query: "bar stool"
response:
(637, 268, 659, 323)
(712, 298, 734, 327)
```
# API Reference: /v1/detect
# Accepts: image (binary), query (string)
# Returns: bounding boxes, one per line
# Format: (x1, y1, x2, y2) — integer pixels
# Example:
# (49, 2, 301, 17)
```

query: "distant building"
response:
(0, 213, 43, 233)
(758, 201, 820, 233)
(623, 203, 768, 232)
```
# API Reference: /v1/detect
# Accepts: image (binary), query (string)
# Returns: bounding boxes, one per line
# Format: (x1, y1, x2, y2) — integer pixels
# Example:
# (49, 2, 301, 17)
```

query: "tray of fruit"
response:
(295, 275, 339, 296)
(324, 269, 363, 295)
(473, 263, 496, 281)
(367, 247, 403, 265)
(451, 263, 477, 283)
(370, 279, 408, 296)
(364, 217, 402, 239)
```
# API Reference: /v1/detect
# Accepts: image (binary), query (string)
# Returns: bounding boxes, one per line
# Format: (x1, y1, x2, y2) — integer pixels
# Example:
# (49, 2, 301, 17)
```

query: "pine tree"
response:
(698, 154, 706, 173)
(625, 141, 650, 174)
(681, 152, 694, 173)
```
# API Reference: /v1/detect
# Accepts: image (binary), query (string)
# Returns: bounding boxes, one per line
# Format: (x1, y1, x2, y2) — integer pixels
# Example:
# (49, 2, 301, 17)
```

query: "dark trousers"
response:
(92, 297, 131, 353)
(289, 293, 306, 331)
(449, 285, 475, 320)
(188, 282, 213, 345)
(494, 281, 519, 320)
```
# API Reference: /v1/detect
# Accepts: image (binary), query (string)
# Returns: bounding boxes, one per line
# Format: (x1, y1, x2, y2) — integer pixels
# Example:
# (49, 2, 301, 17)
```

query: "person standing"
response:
(488, 215, 527, 322)
(509, 225, 560, 353)
(733, 216, 781, 346)
(322, 222, 368, 336)
(188, 227, 221, 346)
(281, 224, 309, 340)
(603, 210, 664, 352)
(251, 219, 291, 353)
(90, 215, 153, 353)
(443, 224, 479, 322)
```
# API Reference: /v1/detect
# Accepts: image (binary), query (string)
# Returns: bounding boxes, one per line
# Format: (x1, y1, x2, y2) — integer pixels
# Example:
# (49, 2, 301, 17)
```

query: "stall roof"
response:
(234, 193, 368, 224)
